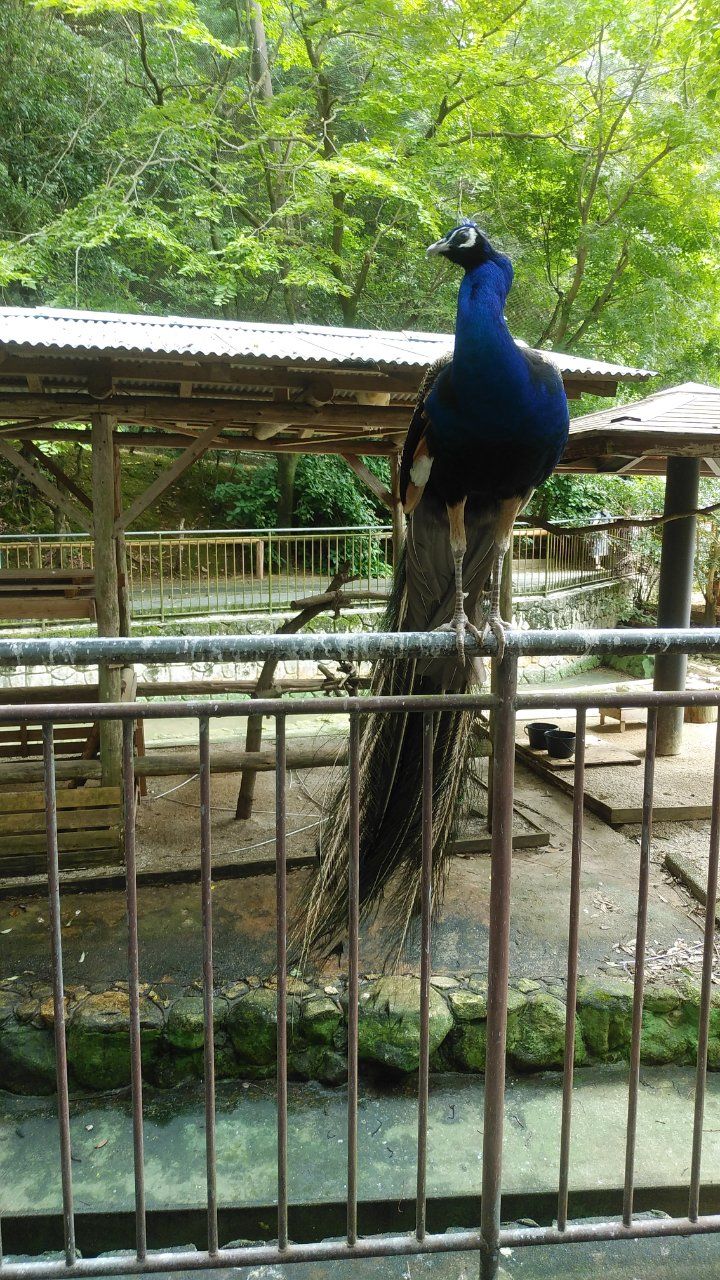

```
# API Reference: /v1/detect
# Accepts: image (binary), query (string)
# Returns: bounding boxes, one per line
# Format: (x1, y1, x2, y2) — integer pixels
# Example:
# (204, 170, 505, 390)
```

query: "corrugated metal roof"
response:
(569, 382, 720, 439)
(0, 306, 653, 381)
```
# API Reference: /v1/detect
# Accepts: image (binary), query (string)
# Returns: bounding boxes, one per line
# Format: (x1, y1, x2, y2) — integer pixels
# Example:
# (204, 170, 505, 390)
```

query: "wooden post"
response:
(113, 443, 131, 637)
(92, 413, 122, 786)
(390, 453, 405, 565)
(654, 456, 701, 756)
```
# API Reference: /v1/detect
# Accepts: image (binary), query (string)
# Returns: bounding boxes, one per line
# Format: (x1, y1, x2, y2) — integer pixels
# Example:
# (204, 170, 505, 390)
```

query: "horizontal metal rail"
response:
(2, 626, 720, 668)
(1, 628, 720, 1280)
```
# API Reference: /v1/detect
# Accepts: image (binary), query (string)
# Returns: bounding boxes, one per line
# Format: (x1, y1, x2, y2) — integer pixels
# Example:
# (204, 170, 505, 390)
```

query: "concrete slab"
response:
(2, 1068, 720, 1221)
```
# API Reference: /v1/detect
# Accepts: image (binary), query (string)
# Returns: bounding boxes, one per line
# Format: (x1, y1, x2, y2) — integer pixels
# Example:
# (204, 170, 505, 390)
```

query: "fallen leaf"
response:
(94, 1139, 108, 1150)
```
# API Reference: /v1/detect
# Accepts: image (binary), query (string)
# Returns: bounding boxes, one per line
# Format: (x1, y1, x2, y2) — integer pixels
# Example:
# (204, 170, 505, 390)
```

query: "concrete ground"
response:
(0, 744, 704, 987)
(4, 1067, 720, 1271)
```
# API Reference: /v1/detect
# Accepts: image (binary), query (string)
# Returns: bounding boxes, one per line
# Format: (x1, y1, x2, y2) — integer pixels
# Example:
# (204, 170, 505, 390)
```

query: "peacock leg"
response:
(434, 498, 484, 659)
(479, 497, 522, 662)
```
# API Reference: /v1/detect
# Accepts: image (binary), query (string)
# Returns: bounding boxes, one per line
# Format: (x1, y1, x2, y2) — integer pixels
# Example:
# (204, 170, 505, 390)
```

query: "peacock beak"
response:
(426, 238, 448, 257)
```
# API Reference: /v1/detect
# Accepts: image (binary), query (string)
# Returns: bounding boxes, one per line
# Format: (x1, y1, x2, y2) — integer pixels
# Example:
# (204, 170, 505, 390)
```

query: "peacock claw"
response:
(434, 613, 484, 661)
(481, 612, 512, 662)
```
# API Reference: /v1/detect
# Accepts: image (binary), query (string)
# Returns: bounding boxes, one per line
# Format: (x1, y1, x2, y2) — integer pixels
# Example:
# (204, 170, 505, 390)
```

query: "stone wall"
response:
(0, 581, 632, 695)
(514, 577, 634, 684)
(0, 970, 711, 1096)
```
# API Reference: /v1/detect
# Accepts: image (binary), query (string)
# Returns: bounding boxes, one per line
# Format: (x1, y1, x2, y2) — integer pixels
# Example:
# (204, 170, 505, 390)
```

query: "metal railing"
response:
(0, 521, 636, 623)
(2, 627, 717, 1280)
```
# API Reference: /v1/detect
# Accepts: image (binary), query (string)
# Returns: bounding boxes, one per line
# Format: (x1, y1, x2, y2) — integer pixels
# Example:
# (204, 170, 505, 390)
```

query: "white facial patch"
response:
(410, 454, 433, 487)
(453, 227, 478, 249)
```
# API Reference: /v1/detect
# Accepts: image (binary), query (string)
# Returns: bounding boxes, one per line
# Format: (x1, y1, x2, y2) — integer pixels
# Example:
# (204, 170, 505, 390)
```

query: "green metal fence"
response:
(0, 521, 635, 623)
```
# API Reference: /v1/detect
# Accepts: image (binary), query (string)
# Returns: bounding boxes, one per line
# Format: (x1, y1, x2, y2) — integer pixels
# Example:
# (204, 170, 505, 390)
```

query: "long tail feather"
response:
(296, 496, 498, 963)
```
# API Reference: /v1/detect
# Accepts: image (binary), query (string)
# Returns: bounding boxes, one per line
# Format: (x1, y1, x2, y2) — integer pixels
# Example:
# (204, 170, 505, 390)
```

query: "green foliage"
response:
(0, 0, 717, 390)
(213, 454, 389, 529)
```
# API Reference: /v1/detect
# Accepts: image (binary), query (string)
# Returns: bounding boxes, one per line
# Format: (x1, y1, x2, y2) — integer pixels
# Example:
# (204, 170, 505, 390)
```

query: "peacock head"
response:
(426, 221, 512, 285)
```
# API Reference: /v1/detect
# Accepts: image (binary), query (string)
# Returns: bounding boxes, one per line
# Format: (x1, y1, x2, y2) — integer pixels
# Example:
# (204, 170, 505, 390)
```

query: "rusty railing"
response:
(0, 627, 718, 1279)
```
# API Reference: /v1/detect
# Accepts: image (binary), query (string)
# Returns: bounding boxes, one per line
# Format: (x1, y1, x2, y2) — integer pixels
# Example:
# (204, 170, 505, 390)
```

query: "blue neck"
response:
(453, 260, 517, 384)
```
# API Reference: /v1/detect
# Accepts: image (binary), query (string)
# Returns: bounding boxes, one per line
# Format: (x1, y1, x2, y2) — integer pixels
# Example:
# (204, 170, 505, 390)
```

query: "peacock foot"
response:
(479, 610, 512, 662)
(434, 612, 485, 661)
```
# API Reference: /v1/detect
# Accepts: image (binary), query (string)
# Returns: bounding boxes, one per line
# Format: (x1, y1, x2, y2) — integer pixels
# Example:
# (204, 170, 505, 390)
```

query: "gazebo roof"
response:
(564, 382, 720, 476)
(0, 306, 653, 455)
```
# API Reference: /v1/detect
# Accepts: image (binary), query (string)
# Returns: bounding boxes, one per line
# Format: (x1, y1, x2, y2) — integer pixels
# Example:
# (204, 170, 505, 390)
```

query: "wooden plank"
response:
(341, 453, 393, 507)
(0, 582, 94, 595)
(0, 570, 92, 586)
(0, 846, 122, 878)
(0, 827, 121, 856)
(2, 759, 102, 783)
(0, 569, 94, 582)
(0, 807, 120, 836)
(0, 597, 95, 620)
(0, 436, 90, 531)
(114, 418, 228, 533)
(0, 725, 94, 741)
(0, 787, 120, 815)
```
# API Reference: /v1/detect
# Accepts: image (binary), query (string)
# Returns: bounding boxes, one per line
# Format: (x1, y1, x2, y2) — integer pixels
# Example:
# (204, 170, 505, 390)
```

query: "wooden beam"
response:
(3, 427, 403, 454)
(0, 392, 410, 430)
(0, 435, 90, 531)
(21, 441, 93, 511)
(0, 354, 424, 395)
(114, 418, 228, 533)
(341, 452, 393, 507)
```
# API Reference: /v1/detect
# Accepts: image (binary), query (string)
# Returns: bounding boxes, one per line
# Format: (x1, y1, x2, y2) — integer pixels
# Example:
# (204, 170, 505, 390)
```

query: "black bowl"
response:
(525, 721, 559, 750)
(545, 728, 576, 759)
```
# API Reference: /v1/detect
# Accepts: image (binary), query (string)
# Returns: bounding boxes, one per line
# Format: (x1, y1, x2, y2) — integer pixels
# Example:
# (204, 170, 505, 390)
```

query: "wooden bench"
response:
(0, 568, 96, 622)
(0, 670, 145, 792)
(0, 786, 123, 878)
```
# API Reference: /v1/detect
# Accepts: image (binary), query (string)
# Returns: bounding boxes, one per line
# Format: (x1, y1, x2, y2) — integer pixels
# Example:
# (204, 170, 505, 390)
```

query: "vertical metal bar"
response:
(275, 713, 289, 1251)
(416, 712, 434, 1242)
(42, 724, 76, 1267)
(199, 718, 219, 1253)
(689, 715, 720, 1220)
(480, 656, 518, 1280)
(557, 707, 586, 1232)
(122, 720, 147, 1260)
(347, 714, 361, 1247)
(623, 705, 658, 1226)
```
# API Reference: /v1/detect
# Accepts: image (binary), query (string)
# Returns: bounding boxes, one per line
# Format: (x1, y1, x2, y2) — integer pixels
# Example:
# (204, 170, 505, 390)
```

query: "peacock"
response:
(300, 221, 570, 960)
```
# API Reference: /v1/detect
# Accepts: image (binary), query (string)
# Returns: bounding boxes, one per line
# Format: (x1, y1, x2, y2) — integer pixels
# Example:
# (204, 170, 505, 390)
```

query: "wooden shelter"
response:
(0, 305, 653, 783)
(565, 383, 720, 754)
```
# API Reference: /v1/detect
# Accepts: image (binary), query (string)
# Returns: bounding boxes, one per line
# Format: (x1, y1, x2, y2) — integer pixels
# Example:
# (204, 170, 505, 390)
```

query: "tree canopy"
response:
(1, 0, 718, 380)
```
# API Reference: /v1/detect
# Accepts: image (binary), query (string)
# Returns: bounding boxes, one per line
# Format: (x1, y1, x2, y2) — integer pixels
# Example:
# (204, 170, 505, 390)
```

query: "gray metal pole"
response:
(654, 456, 700, 756)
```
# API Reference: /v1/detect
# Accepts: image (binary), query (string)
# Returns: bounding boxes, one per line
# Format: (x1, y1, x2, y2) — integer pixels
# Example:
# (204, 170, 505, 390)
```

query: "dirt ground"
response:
(0, 704, 709, 992)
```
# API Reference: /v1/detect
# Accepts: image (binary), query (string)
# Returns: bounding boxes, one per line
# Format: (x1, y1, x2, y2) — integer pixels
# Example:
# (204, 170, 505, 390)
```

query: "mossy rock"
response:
(576, 976, 633, 1060)
(66, 991, 163, 1090)
(641, 1007, 697, 1065)
(507, 991, 585, 1070)
(153, 1049, 203, 1089)
(357, 976, 453, 1074)
(227, 988, 279, 1066)
(448, 989, 487, 1022)
(165, 996, 228, 1051)
(449, 1020, 487, 1072)
(301, 995, 342, 1045)
(0, 1021, 56, 1094)
(291, 1044, 347, 1085)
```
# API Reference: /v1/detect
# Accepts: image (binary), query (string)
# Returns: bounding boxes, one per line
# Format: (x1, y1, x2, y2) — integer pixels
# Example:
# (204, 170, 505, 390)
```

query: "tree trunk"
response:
(277, 453, 299, 529)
